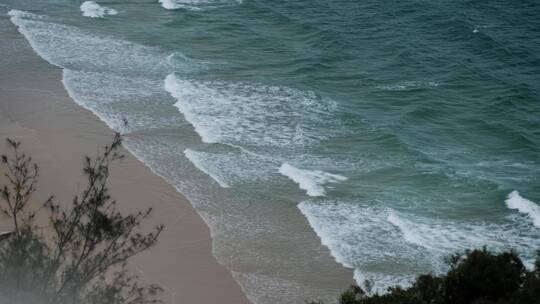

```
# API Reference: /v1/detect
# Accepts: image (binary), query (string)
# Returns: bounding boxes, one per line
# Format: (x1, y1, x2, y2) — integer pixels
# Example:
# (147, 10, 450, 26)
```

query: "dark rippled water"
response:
(2, 0, 539, 302)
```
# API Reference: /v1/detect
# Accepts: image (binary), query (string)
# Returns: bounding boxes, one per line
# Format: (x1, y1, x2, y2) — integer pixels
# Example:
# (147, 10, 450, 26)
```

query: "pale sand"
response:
(0, 13, 250, 304)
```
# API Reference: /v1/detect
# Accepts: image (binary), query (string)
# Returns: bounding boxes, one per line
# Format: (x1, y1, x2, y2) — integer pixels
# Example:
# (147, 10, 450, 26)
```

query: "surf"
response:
(80, 1, 118, 18)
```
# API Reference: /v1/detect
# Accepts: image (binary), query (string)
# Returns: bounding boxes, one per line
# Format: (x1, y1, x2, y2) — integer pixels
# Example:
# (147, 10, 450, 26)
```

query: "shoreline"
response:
(0, 11, 250, 304)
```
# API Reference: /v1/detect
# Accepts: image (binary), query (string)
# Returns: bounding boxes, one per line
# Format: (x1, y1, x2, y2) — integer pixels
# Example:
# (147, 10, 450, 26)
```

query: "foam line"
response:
(8, 10, 168, 75)
(159, 0, 243, 11)
(279, 163, 347, 197)
(299, 200, 540, 293)
(506, 190, 540, 228)
(164, 73, 339, 148)
(80, 1, 118, 18)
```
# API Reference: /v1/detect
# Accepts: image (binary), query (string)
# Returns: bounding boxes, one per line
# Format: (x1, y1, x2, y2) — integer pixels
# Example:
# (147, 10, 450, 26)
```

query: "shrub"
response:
(0, 134, 163, 304)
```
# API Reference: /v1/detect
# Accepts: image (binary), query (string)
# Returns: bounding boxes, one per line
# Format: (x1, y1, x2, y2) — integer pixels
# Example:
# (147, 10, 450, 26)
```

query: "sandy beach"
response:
(0, 12, 250, 304)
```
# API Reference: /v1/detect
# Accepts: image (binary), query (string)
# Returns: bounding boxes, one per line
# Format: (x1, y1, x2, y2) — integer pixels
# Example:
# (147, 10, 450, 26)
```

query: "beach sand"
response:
(0, 12, 250, 304)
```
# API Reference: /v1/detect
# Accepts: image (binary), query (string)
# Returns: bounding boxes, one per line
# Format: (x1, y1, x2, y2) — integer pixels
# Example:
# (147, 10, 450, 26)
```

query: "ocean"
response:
(1, 0, 539, 303)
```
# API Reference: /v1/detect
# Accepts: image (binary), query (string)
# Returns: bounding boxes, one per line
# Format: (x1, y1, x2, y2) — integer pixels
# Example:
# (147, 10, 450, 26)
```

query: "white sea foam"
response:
(299, 200, 540, 293)
(387, 211, 431, 249)
(8, 10, 187, 135)
(159, 0, 242, 10)
(80, 1, 118, 18)
(164, 73, 338, 148)
(386, 210, 509, 253)
(506, 190, 540, 228)
(279, 163, 346, 197)
(159, 0, 182, 10)
(8, 10, 167, 75)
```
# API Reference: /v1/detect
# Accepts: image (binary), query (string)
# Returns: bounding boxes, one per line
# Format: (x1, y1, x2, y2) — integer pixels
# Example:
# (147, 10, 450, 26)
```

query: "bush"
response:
(325, 248, 540, 304)
(0, 134, 164, 304)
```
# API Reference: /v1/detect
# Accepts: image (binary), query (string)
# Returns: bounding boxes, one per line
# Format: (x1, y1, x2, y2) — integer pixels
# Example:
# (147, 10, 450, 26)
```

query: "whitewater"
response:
(80, 1, 118, 18)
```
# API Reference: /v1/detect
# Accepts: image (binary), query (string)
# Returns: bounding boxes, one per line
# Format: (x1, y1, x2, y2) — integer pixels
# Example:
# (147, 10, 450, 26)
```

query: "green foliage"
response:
(444, 249, 525, 303)
(329, 248, 540, 304)
(0, 134, 164, 304)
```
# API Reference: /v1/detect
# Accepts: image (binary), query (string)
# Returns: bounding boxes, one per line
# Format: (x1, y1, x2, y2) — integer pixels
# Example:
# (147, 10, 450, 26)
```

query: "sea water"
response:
(2, 1, 539, 303)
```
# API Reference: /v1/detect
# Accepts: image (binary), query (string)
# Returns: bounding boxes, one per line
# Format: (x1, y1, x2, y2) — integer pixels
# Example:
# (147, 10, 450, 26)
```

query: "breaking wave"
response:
(159, 0, 243, 11)
(279, 163, 347, 197)
(506, 190, 540, 228)
(164, 73, 338, 149)
(299, 199, 540, 293)
(8, 9, 168, 75)
(80, 1, 118, 18)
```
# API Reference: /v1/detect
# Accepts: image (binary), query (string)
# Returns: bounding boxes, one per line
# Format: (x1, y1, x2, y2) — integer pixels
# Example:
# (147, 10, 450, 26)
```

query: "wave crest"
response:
(159, 0, 243, 11)
(279, 163, 347, 197)
(80, 1, 118, 18)
(164, 73, 338, 149)
(506, 190, 540, 228)
(299, 200, 540, 293)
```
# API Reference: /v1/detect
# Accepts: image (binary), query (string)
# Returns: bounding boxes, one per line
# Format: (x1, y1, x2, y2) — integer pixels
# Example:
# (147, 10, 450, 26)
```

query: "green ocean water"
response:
(2, 0, 539, 302)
